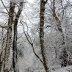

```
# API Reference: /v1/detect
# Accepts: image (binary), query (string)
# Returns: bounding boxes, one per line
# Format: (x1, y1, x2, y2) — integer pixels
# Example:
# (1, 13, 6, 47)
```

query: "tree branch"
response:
(0, 0, 9, 13)
(20, 21, 43, 64)
(0, 25, 7, 29)
(44, 0, 48, 4)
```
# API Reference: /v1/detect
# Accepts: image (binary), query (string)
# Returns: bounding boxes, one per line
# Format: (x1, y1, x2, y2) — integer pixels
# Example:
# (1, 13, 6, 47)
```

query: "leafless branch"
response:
(20, 21, 43, 64)
(61, 0, 64, 20)
(0, 25, 7, 29)
(0, 0, 9, 13)
(44, 0, 48, 4)
(0, 11, 8, 14)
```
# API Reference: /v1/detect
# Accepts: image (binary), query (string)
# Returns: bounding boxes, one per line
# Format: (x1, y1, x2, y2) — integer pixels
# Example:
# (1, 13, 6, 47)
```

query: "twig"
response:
(0, 25, 7, 29)
(0, 0, 9, 13)
(20, 21, 43, 64)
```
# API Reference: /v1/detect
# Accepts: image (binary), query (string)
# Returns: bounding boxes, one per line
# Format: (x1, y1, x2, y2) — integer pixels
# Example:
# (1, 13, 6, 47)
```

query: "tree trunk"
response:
(13, 2, 24, 72)
(40, 0, 49, 72)
(52, 0, 68, 67)
(52, 0, 65, 45)
(3, 1, 15, 72)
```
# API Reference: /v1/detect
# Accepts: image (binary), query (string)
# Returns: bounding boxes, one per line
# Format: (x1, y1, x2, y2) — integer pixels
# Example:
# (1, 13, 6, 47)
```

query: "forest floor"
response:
(51, 65, 72, 72)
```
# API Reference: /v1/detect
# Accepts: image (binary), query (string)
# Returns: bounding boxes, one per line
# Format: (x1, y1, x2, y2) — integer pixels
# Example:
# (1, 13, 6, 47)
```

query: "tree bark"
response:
(40, 0, 49, 72)
(13, 2, 24, 72)
(3, 1, 15, 72)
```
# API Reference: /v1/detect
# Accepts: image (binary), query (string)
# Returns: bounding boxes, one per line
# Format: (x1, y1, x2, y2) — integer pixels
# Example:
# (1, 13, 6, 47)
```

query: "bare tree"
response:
(39, 0, 49, 72)
(52, 0, 68, 67)
(13, 1, 24, 72)
(3, 1, 15, 72)
(52, 0, 65, 44)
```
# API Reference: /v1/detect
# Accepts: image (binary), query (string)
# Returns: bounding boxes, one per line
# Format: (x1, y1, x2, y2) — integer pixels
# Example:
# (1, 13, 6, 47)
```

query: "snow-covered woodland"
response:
(0, 0, 72, 72)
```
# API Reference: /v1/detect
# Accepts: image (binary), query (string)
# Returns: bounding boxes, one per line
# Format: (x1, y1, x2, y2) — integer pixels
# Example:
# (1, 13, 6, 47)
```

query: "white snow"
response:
(51, 66, 72, 72)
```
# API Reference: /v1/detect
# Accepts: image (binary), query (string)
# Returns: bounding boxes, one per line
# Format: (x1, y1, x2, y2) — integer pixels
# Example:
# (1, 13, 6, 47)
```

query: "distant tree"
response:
(59, 48, 68, 67)
(52, 0, 65, 44)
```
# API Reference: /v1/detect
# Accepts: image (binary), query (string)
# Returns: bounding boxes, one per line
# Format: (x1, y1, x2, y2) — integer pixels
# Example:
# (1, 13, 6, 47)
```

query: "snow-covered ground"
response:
(51, 66, 72, 72)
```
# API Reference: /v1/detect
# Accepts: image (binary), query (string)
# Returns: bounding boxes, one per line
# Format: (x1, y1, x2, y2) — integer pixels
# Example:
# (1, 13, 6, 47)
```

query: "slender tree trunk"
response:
(52, 0, 68, 67)
(0, 54, 2, 71)
(0, 28, 3, 72)
(13, 2, 24, 72)
(39, 0, 49, 72)
(0, 33, 7, 72)
(3, 1, 15, 72)
(52, 0, 65, 45)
